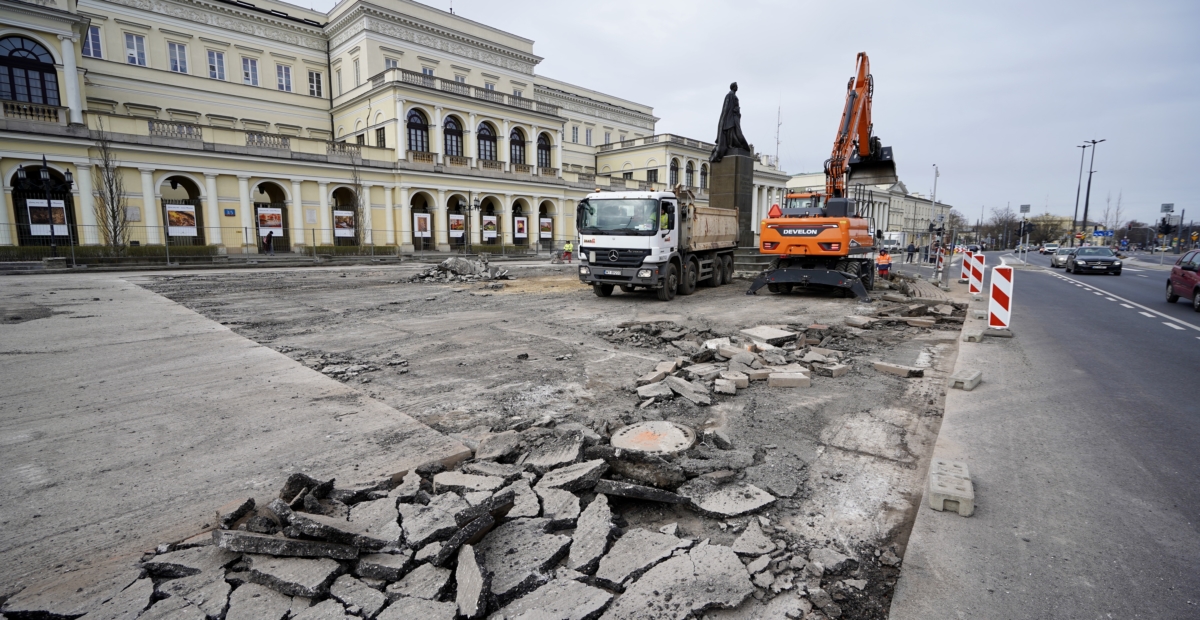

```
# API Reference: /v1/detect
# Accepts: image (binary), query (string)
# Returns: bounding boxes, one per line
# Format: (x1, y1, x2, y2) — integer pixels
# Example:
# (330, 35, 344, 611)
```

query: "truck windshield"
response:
(577, 199, 660, 236)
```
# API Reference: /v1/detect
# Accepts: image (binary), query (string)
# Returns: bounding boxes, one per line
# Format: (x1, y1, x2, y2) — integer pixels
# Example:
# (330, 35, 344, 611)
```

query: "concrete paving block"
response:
(971, 309, 986, 319)
(535, 459, 608, 492)
(594, 528, 692, 589)
(962, 329, 984, 343)
(433, 471, 506, 494)
(985, 328, 1014, 338)
(684, 363, 725, 381)
(872, 361, 925, 378)
(329, 575, 386, 619)
(745, 368, 772, 381)
(929, 472, 975, 517)
(385, 562, 452, 601)
(599, 542, 754, 620)
(246, 555, 342, 598)
(740, 326, 798, 346)
(636, 370, 668, 386)
(376, 596, 456, 620)
(703, 337, 732, 350)
(931, 458, 971, 480)
(768, 373, 810, 388)
(817, 363, 850, 378)
(844, 316, 874, 328)
(716, 344, 744, 359)
(948, 369, 983, 391)
(906, 318, 937, 328)
(477, 518, 572, 604)
(718, 370, 749, 388)
(714, 378, 737, 395)
(655, 360, 679, 373)
(568, 494, 614, 573)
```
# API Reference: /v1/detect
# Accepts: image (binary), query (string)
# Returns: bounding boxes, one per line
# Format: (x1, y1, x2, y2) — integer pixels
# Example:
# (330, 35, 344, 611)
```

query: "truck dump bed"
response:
(684, 205, 738, 252)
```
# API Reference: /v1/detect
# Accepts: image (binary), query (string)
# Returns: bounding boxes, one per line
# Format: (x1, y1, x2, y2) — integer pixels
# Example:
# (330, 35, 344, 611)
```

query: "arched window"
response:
(536, 133, 552, 168)
(700, 164, 708, 190)
(685, 161, 695, 188)
(406, 109, 429, 152)
(443, 117, 463, 157)
(0, 37, 60, 106)
(669, 159, 679, 186)
(510, 128, 526, 164)
(477, 123, 497, 161)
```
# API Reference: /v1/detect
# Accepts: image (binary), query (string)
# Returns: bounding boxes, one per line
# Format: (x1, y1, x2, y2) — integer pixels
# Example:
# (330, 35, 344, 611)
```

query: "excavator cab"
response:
(847, 143, 898, 187)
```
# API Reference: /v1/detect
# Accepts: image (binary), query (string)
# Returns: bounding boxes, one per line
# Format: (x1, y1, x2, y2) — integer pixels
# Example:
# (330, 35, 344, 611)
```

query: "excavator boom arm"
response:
(826, 53, 876, 198)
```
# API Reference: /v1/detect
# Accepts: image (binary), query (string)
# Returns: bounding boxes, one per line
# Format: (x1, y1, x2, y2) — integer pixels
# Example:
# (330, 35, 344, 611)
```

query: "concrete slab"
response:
(0, 274, 467, 606)
(677, 479, 776, 518)
(740, 326, 798, 346)
(948, 369, 983, 391)
(329, 574, 387, 619)
(567, 495, 614, 573)
(767, 372, 810, 388)
(477, 518, 571, 604)
(490, 578, 613, 620)
(599, 542, 754, 620)
(246, 555, 342, 598)
(594, 528, 692, 589)
(377, 596, 457, 620)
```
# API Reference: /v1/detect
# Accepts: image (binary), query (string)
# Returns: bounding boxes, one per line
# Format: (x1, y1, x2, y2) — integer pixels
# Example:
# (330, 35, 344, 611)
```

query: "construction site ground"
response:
(0, 262, 964, 619)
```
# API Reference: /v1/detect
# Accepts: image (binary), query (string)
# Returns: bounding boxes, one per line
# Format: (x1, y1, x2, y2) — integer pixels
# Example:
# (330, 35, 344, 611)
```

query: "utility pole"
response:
(1071, 143, 1089, 247)
(774, 103, 782, 166)
(1080, 139, 1105, 244)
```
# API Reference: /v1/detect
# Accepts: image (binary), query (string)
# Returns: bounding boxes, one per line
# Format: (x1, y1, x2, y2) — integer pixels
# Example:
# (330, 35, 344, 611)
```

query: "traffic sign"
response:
(1092, 230, 1114, 237)
(1193, 232, 1199, 241)
(1074, 233, 1084, 239)
(1019, 204, 1030, 213)
(1162, 203, 1175, 213)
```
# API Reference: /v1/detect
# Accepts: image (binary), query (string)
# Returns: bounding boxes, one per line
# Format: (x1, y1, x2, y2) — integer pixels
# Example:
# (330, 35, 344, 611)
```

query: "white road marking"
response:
(1139, 312, 1156, 317)
(1121, 304, 1134, 308)
(1038, 275, 1200, 332)
(1138, 275, 1148, 278)
(1126, 268, 1144, 272)
(1164, 323, 1185, 330)
(1093, 292, 1103, 295)
(1105, 297, 1116, 301)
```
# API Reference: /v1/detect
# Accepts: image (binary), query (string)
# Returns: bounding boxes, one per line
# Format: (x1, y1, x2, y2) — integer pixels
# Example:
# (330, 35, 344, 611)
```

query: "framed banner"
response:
(27, 199, 68, 236)
(333, 210, 355, 238)
(413, 213, 432, 238)
(514, 216, 528, 239)
(167, 204, 198, 237)
(482, 215, 497, 240)
(449, 214, 465, 238)
(539, 217, 553, 239)
(256, 207, 283, 238)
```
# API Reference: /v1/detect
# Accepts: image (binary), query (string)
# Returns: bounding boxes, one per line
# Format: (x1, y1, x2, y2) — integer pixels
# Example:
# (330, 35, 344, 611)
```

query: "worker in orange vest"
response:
(877, 249, 893, 278)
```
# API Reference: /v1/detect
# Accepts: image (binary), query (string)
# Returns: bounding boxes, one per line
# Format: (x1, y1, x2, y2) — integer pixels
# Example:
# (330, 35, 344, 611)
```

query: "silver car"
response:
(1050, 247, 1073, 268)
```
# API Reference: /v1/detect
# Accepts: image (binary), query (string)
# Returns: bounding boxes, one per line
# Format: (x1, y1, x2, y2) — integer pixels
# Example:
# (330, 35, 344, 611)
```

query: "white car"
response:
(1041, 243, 1060, 254)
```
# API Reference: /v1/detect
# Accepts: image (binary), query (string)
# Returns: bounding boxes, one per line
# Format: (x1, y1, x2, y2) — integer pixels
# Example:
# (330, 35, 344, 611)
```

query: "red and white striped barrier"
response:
(988, 265, 1013, 329)
(960, 251, 973, 281)
(936, 246, 946, 274)
(969, 253, 986, 295)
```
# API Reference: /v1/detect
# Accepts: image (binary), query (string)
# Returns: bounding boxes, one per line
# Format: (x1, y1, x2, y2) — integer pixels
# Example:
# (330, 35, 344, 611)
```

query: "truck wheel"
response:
(767, 283, 781, 293)
(593, 284, 614, 297)
(722, 255, 734, 284)
(863, 262, 876, 290)
(702, 258, 721, 287)
(679, 259, 698, 295)
(657, 264, 678, 301)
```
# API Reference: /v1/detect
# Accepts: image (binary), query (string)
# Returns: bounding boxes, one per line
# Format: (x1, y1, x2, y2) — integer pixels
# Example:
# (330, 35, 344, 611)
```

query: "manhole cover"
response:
(610, 421, 696, 454)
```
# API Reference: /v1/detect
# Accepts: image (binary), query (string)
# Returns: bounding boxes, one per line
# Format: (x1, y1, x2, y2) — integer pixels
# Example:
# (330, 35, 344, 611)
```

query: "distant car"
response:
(1166, 250, 1200, 311)
(1155, 246, 1173, 252)
(967, 244, 980, 252)
(1066, 247, 1121, 275)
(1041, 243, 1060, 255)
(1050, 247, 1073, 268)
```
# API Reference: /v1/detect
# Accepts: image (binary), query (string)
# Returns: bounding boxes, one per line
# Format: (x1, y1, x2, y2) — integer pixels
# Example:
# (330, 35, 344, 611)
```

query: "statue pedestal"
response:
(709, 152, 755, 248)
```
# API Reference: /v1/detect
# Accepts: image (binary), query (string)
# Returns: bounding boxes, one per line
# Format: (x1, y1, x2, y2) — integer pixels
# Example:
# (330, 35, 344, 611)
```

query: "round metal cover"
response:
(610, 421, 696, 454)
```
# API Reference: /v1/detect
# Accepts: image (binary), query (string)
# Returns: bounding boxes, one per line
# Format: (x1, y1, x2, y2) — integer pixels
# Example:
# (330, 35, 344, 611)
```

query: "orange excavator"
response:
(748, 52, 898, 300)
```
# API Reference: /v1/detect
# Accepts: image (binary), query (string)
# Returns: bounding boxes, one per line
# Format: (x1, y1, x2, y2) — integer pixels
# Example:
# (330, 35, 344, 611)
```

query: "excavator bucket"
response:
(847, 146, 898, 186)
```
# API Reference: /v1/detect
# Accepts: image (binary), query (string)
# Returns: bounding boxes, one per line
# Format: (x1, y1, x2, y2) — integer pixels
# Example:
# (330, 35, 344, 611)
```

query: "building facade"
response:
(0, 0, 770, 256)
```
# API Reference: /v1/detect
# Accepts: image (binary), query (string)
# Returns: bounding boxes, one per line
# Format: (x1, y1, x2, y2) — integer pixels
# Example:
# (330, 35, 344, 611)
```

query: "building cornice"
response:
(535, 85, 656, 131)
(98, 0, 326, 51)
(325, 3, 541, 76)
(2, 0, 92, 30)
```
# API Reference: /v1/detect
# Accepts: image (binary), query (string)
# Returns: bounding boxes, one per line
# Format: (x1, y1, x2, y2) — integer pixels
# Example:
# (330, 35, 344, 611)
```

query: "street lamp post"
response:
(1079, 139, 1105, 244)
(1070, 143, 1089, 247)
(16, 155, 74, 258)
(458, 195, 481, 255)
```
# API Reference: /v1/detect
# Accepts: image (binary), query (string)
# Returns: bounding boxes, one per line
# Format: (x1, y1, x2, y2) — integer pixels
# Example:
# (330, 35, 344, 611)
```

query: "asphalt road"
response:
(891, 251, 1200, 618)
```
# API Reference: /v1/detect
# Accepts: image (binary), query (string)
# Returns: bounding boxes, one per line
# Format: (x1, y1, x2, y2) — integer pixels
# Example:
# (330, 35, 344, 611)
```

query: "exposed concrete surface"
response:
(0, 273, 467, 610)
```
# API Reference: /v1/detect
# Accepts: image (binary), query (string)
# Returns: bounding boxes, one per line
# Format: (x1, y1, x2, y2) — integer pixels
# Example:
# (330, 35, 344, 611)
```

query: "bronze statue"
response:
(710, 82, 751, 163)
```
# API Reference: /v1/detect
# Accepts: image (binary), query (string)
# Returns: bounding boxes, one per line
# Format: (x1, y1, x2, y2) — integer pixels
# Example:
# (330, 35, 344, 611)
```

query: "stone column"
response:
(141, 168, 161, 244)
(361, 183, 374, 245)
(555, 199, 568, 244)
(399, 186, 413, 251)
(434, 188, 449, 251)
(501, 193, 513, 246)
(58, 35, 83, 125)
(395, 97, 407, 156)
(383, 183, 395, 245)
(467, 113, 477, 162)
(204, 173, 222, 247)
(75, 163, 98, 244)
(318, 181, 331, 244)
(556, 130, 563, 177)
(432, 107, 443, 165)
(500, 120, 510, 172)
(530, 125, 538, 174)
(469, 201, 481, 247)
(290, 178, 303, 252)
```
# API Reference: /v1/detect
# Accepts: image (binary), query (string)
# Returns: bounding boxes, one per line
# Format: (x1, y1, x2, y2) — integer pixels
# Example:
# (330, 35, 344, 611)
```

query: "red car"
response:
(1166, 250, 1200, 311)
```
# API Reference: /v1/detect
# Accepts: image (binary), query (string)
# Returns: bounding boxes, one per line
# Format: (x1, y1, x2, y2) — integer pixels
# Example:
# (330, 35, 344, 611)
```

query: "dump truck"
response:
(577, 187, 738, 301)
(748, 52, 898, 301)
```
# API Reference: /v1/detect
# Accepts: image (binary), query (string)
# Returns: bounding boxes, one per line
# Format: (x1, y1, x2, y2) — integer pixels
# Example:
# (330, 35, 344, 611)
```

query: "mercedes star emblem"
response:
(608, 250, 620, 262)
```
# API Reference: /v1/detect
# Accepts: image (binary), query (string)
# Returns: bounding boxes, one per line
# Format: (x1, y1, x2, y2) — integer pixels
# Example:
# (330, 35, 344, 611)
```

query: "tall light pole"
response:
(1079, 139, 1105, 245)
(1070, 143, 1089, 247)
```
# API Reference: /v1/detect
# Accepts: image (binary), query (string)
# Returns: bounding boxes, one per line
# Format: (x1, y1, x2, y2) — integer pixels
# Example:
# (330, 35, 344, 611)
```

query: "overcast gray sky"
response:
(312, 0, 1199, 227)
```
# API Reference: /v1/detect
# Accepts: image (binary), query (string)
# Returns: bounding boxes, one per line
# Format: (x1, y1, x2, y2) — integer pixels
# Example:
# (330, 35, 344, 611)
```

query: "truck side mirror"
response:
(875, 229, 883, 239)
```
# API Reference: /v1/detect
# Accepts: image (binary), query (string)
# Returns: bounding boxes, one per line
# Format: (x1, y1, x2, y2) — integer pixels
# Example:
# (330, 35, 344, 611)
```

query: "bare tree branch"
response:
(92, 117, 129, 256)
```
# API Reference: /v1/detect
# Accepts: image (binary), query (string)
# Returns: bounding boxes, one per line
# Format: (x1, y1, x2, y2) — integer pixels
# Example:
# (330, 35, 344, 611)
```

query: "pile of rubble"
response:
(18, 411, 896, 619)
(409, 257, 512, 283)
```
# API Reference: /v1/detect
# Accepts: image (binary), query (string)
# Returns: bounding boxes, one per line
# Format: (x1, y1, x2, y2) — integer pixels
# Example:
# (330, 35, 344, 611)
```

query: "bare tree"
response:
(347, 153, 367, 248)
(92, 118, 129, 255)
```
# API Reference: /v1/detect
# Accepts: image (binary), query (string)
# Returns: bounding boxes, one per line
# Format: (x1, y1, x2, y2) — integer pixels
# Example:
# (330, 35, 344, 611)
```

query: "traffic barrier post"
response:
(960, 250, 973, 282)
(969, 253, 986, 295)
(988, 265, 1013, 329)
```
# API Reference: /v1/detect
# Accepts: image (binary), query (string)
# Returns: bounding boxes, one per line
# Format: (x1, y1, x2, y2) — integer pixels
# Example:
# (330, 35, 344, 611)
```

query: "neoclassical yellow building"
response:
(0, 0, 789, 257)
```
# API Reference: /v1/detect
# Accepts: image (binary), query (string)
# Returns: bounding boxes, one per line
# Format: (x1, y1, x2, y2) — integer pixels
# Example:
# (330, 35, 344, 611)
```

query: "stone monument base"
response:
(709, 151, 755, 248)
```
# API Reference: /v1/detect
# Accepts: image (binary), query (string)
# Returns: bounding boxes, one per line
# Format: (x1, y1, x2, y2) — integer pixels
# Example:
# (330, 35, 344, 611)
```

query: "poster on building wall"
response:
(482, 215, 497, 240)
(413, 213, 431, 238)
(334, 210, 356, 237)
(514, 216, 528, 239)
(257, 207, 283, 237)
(27, 199, 68, 236)
(167, 204, 198, 237)
(539, 218, 553, 239)
(449, 214, 465, 238)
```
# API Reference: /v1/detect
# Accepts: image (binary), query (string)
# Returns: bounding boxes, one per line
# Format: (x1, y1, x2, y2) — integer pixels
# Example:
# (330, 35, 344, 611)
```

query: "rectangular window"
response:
(647, 169, 658, 183)
(421, 67, 434, 77)
(385, 58, 398, 70)
(356, 134, 365, 145)
(485, 82, 495, 90)
(571, 126, 578, 143)
(623, 171, 632, 180)
(354, 59, 361, 85)
(124, 33, 146, 66)
(168, 42, 187, 73)
(308, 70, 322, 97)
(375, 127, 386, 148)
(455, 75, 466, 83)
(82, 26, 102, 58)
(276, 64, 292, 92)
(585, 128, 592, 146)
(207, 50, 225, 80)
(604, 132, 611, 145)
(513, 89, 523, 98)
(242, 57, 258, 86)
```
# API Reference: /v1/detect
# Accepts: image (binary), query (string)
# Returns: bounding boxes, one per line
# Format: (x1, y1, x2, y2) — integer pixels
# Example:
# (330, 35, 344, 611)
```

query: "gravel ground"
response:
(138, 264, 962, 617)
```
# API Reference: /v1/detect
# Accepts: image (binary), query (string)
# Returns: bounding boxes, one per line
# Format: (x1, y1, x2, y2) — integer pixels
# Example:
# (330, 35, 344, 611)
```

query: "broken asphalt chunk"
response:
(455, 544, 491, 619)
(567, 495, 614, 574)
(599, 542, 754, 619)
(432, 513, 495, 567)
(492, 578, 613, 620)
(213, 529, 359, 560)
(246, 554, 342, 598)
(454, 488, 516, 527)
(593, 479, 685, 504)
(385, 562, 452, 601)
(432, 471, 506, 494)
(329, 574, 386, 619)
(594, 528, 692, 590)
(535, 459, 608, 492)
(355, 550, 412, 581)
(478, 518, 572, 605)
(677, 479, 776, 518)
